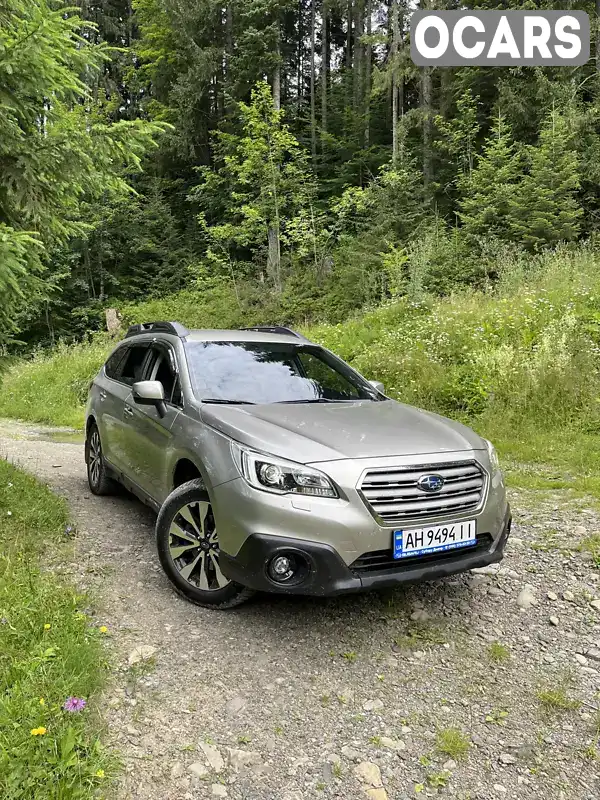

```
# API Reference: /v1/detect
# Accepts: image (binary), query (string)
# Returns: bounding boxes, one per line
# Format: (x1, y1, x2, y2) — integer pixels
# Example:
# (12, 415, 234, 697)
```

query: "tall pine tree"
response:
(510, 107, 582, 251)
(459, 114, 522, 243)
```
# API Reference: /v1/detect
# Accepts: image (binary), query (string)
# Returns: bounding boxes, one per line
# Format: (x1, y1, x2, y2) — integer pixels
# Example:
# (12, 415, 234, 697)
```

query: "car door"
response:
(96, 342, 151, 474)
(123, 341, 183, 503)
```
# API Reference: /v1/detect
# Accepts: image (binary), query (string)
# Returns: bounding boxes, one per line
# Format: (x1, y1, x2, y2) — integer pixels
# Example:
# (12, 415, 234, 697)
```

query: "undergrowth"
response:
(0, 460, 115, 797)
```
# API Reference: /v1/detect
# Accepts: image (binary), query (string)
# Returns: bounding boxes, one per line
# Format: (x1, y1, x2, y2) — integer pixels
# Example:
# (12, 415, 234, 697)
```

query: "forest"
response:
(2, 0, 600, 354)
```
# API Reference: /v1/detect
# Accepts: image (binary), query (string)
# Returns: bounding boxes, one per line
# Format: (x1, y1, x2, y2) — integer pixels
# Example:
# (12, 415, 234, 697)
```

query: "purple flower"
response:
(63, 696, 87, 712)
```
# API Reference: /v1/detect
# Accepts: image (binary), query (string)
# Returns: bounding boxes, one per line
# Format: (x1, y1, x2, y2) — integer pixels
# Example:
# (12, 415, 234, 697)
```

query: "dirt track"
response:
(1, 418, 600, 800)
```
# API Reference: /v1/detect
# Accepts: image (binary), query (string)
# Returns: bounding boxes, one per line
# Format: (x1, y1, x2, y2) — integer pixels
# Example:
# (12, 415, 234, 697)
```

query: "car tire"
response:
(156, 479, 254, 609)
(85, 422, 119, 496)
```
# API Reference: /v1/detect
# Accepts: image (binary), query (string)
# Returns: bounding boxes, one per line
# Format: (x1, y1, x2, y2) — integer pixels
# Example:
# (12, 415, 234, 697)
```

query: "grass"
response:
(485, 708, 509, 725)
(0, 335, 111, 429)
(435, 727, 470, 760)
(0, 459, 115, 798)
(488, 642, 511, 663)
(537, 686, 582, 713)
(393, 622, 448, 650)
(579, 534, 600, 566)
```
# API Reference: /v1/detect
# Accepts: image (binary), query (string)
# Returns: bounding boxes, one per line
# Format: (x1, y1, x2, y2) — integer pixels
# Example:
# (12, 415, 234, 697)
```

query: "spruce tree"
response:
(458, 113, 521, 242)
(509, 107, 581, 251)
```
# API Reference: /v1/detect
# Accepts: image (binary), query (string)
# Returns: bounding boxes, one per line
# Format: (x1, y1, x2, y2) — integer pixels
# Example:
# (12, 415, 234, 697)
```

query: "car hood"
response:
(200, 399, 485, 463)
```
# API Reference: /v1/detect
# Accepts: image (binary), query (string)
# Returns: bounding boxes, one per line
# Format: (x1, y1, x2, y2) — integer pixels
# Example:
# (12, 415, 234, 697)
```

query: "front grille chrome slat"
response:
(362, 464, 478, 486)
(359, 460, 485, 523)
(362, 477, 483, 501)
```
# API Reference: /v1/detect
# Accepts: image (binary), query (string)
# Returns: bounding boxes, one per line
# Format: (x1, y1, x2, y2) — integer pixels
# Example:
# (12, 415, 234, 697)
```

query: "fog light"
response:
(268, 554, 296, 582)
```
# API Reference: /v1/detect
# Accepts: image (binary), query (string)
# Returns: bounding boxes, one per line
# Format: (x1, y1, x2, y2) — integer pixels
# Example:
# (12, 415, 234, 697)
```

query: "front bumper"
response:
(219, 506, 512, 596)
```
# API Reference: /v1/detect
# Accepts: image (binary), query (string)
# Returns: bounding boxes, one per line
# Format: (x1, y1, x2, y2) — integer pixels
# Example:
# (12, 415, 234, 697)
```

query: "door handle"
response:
(124, 405, 134, 417)
(99, 390, 107, 401)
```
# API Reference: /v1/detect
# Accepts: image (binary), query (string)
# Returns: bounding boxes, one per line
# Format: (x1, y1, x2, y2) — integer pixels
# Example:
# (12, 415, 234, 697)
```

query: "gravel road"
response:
(1, 419, 600, 800)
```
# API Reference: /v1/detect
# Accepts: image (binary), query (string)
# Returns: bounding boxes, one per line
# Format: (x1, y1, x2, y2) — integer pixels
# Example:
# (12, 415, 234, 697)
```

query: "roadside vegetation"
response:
(2, 243, 600, 496)
(0, 460, 114, 797)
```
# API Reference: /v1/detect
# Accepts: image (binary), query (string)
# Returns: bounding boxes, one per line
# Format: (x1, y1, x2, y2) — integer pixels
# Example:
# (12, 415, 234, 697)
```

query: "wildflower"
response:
(99, 626, 108, 634)
(63, 696, 86, 712)
(39, 698, 45, 706)
(44, 624, 51, 630)
(31, 727, 46, 736)
(95, 769, 105, 779)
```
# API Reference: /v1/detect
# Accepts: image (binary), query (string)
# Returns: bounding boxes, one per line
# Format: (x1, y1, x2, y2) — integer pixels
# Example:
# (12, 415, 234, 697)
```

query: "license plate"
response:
(393, 520, 476, 559)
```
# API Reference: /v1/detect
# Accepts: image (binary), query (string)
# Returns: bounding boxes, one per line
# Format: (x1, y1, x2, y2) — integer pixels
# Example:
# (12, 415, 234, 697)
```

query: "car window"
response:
(296, 351, 362, 399)
(147, 346, 183, 406)
(120, 344, 151, 386)
(183, 341, 379, 404)
(104, 347, 128, 380)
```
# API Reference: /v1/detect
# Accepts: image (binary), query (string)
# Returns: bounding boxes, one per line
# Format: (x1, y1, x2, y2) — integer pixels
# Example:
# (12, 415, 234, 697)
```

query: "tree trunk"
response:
(297, 0, 303, 115)
(273, 19, 281, 110)
(597, 0, 600, 72)
(421, 65, 433, 191)
(346, 0, 353, 106)
(310, 0, 317, 161)
(267, 225, 282, 292)
(390, 0, 399, 164)
(353, 0, 363, 113)
(83, 241, 95, 299)
(45, 302, 55, 346)
(226, 0, 234, 104)
(226, 2, 233, 57)
(321, 1, 328, 146)
(364, 0, 371, 147)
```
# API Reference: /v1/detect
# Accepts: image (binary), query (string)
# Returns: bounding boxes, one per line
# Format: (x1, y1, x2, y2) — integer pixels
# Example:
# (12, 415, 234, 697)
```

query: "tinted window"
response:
(104, 347, 127, 380)
(183, 341, 379, 404)
(149, 348, 182, 406)
(120, 345, 150, 386)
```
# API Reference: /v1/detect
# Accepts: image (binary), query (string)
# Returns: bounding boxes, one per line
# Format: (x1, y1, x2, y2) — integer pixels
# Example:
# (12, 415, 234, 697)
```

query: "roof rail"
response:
(240, 326, 308, 340)
(125, 321, 189, 339)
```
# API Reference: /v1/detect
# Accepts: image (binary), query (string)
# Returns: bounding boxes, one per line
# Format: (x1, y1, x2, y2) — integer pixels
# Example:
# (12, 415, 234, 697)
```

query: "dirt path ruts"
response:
(1, 418, 600, 800)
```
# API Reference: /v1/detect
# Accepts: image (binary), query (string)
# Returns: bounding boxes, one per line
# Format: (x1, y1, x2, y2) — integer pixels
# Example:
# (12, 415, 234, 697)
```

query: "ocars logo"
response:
(410, 10, 589, 67)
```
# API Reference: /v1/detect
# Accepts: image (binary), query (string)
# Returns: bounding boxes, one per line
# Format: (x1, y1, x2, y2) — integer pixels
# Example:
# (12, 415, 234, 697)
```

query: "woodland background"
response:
(2, 0, 600, 353)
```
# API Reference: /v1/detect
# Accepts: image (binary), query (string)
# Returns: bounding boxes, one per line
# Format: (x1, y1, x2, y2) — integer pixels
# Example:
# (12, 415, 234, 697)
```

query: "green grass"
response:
(0, 459, 115, 798)
(537, 686, 582, 712)
(0, 336, 111, 428)
(487, 642, 511, 663)
(393, 622, 448, 650)
(579, 534, 600, 566)
(435, 727, 470, 760)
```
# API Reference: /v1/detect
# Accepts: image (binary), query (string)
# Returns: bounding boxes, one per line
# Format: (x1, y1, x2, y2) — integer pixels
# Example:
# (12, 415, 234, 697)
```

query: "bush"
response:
(309, 243, 600, 434)
(0, 335, 112, 428)
(0, 460, 115, 797)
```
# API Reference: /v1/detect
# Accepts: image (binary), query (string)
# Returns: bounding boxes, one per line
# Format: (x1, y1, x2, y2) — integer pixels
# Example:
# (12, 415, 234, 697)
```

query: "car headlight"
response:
(484, 439, 501, 473)
(232, 444, 338, 498)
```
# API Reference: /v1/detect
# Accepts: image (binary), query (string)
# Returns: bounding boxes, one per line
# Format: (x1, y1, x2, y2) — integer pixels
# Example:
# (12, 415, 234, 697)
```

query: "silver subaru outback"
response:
(85, 321, 511, 609)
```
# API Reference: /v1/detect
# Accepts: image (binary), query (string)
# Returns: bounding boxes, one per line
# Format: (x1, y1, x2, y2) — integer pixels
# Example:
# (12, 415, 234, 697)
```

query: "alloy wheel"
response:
(168, 502, 229, 591)
(88, 429, 102, 487)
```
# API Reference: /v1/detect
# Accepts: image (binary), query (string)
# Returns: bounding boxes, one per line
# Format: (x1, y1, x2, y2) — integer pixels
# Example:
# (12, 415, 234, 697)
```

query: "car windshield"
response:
(183, 341, 381, 404)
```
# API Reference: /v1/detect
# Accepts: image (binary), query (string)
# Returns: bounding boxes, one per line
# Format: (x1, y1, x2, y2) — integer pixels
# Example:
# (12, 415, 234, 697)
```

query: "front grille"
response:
(351, 533, 493, 573)
(359, 460, 486, 523)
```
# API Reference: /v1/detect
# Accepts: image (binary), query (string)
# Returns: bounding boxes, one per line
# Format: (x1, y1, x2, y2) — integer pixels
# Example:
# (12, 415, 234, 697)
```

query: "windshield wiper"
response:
(276, 398, 335, 404)
(200, 398, 256, 405)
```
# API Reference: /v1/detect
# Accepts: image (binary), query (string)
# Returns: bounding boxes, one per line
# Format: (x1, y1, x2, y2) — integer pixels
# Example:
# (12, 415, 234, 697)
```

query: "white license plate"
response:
(393, 520, 476, 559)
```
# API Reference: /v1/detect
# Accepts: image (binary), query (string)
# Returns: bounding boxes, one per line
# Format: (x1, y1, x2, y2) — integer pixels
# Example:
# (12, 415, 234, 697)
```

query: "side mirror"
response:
(369, 380, 385, 394)
(132, 381, 167, 417)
